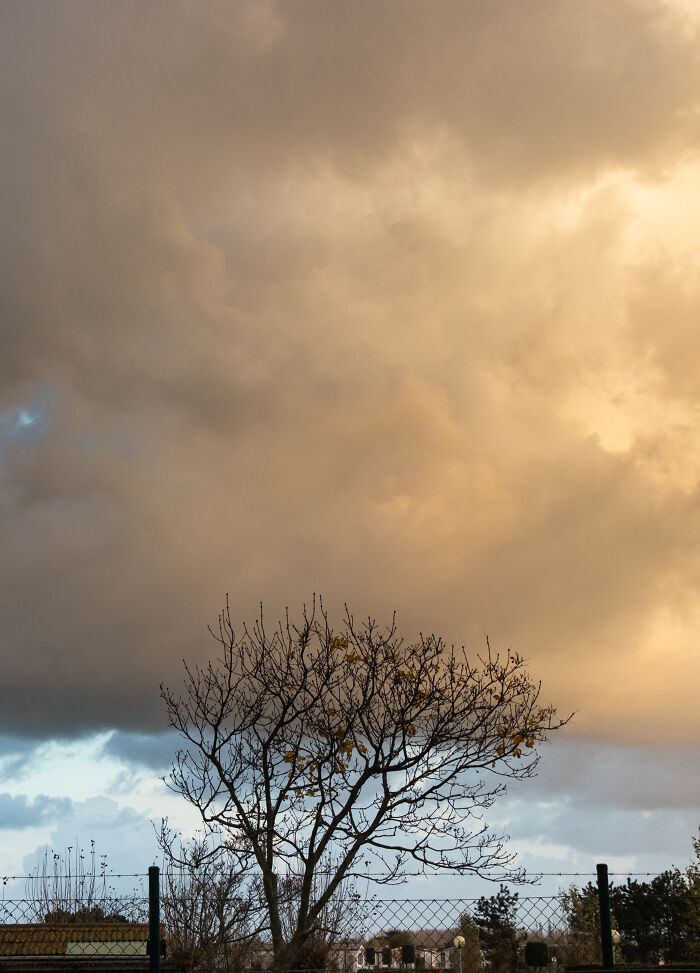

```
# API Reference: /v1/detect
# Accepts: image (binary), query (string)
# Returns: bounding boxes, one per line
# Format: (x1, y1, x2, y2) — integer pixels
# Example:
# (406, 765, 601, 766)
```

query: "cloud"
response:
(19, 797, 160, 874)
(513, 738, 700, 812)
(0, 0, 699, 806)
(5, 1, 698, 200)
(0, 794, 72, 830)
(0, 736, 48, 782)
(503, 796, 698, 869)
(101, 731, 180, 773)
(491, 739, 700, 877)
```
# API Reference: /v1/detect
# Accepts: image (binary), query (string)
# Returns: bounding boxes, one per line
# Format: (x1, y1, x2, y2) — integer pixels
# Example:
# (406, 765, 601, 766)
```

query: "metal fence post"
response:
(149, 865, 161, 973)
(596, 862, 614, 970)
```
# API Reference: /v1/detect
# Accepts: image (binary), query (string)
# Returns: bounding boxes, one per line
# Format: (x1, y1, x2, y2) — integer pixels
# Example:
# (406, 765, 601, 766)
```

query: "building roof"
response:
(0, 925, 153, 956)
(401, 930, 458, 949)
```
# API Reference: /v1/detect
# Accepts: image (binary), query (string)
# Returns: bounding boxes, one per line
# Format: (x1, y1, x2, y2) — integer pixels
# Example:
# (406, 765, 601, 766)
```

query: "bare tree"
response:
(159, 827, 264, 971)
(277, 858, 363, 971)
(162, 598, 567, 973)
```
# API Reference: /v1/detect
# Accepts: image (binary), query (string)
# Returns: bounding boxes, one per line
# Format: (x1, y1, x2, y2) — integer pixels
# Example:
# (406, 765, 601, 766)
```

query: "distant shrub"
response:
(524, 942, 549, 968)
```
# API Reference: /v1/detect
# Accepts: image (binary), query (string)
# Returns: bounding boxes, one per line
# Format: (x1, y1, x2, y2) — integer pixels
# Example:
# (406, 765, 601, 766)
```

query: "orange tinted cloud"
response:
(1, 1, 700, 748)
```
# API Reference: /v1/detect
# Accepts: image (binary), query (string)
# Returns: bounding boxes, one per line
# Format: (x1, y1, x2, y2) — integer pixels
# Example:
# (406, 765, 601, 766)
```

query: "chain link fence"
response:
(0, 872, 697, 971)
(244, 894, 601, 973)
(0, 892, 151, 960)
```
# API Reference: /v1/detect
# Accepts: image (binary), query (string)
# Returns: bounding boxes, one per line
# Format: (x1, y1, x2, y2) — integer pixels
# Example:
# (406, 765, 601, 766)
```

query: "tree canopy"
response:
(560, 835, 700, 967)
(472, 885, 522, 973)
(162, 597, 566, 971)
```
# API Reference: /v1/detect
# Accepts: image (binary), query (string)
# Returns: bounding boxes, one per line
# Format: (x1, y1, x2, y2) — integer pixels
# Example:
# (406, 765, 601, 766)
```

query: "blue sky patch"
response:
(0, 385, 54, 456)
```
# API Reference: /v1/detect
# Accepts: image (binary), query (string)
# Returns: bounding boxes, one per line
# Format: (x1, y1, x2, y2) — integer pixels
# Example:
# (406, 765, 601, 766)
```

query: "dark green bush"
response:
(524, 942, 549, 968)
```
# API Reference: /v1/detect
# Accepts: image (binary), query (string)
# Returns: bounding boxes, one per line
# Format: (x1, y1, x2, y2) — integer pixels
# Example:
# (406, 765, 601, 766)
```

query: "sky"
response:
(1, 0, 700, 896)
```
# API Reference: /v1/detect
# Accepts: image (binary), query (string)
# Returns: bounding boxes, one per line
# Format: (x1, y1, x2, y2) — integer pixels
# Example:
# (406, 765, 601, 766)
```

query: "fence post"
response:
(148, 865, 161, 973)
(596, 862, 614, 970)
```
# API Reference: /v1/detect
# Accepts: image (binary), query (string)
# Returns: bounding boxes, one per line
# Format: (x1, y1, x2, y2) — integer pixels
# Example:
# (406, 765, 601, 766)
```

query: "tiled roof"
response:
(406, 930, 459, 948)
(0, 925, 152, 956)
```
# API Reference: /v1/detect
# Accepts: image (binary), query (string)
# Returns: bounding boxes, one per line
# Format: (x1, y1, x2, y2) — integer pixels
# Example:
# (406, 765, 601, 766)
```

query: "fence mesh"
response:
(241, 895, 602, 972)
(0, 894, 151, 959)
(0, 880, 697, 969)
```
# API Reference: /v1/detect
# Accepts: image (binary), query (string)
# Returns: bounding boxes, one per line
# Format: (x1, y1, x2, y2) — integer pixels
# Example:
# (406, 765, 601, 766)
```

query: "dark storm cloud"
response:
(5, 1, 697, 196)
(1, 0, 700, 767)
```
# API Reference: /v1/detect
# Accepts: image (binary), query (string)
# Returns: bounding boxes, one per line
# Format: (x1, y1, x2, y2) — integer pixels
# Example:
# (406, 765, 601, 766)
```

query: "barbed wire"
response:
(3, 874, 148, 881)
(2, 870, 666, 882)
